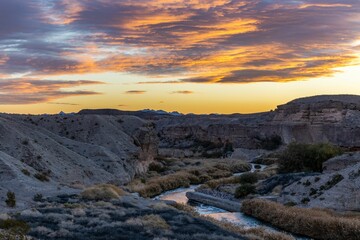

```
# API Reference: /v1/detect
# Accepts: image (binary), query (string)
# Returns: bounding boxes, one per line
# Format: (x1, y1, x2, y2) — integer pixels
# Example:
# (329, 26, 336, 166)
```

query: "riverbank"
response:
(242, 199, 360, 240)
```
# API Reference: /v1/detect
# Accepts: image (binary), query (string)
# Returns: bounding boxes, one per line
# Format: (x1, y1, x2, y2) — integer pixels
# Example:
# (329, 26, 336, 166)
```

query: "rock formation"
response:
(154, 95, 360, 158)
(279, 157, 360, 211)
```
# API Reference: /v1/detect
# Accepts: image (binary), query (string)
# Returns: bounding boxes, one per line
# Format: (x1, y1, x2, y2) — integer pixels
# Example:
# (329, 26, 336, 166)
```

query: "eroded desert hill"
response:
(0, 113, 158, 209)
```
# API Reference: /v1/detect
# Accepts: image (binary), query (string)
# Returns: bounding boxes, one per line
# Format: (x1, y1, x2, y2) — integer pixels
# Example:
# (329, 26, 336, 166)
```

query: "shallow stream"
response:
(154, 164, 267, 228)
(154, 163, 310, 239)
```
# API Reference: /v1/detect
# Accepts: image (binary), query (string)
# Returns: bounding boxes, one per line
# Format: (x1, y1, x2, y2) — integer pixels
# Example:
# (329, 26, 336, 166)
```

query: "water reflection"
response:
(154, 185, 198, 204)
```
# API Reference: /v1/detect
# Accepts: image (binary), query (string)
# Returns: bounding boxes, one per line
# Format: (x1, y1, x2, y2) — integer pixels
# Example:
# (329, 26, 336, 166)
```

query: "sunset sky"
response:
(0, 0, 359, 114)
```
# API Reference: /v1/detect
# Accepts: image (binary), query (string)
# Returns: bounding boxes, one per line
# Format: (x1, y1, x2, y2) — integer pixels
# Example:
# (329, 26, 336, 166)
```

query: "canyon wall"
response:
(155, 95, 360, 157)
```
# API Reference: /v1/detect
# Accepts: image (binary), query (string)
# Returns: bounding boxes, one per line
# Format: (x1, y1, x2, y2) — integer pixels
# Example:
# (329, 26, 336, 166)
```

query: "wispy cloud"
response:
(47, 102, 80, 106)
(125, 90, 147, 94)
(171, 91, 194, 94)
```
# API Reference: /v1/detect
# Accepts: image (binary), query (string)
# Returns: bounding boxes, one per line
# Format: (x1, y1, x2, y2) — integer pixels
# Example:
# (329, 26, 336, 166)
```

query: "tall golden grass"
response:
(137, 169, 232, 197)
(241, 199, 360, 240)
(173, 203, 295, 240)
(130, 158, 250, 197)
(81, 184, 127, 201)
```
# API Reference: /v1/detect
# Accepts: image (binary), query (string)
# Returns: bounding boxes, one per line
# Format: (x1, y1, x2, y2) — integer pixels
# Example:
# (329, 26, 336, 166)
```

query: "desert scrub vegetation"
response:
(21, 169, 30, 176)
(279, 143, 343, 173)
(33, 193, 43, 202)
(5, 191, 16, 208)
(255, 134, 283, 150)
(34, 172, 49, 182)
(81, 184, 127, 201)
(148, 162, 167, 173)
(135, 171, 199, 197)
(125, 214, 170, 230)
(235, 184, 256, 198)
(238, 172, 258, 184)
(130, 158, 250, 197)
(241, 199, 360, 240)
(319, 173, 344, 190)
(0, 219, 30, 239)
(135, 168, 238, 197)
(173, 203, 295, 240)
(204, 172, 259, 190)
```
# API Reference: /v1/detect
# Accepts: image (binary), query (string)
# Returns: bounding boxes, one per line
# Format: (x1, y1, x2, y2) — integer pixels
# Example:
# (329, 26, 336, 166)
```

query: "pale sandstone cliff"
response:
(155, 95, 360, 158)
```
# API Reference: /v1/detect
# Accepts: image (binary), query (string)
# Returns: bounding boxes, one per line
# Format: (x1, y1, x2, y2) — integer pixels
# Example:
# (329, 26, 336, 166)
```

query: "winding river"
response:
(154, 164, 310, 239)
(154, 164, 267, 228)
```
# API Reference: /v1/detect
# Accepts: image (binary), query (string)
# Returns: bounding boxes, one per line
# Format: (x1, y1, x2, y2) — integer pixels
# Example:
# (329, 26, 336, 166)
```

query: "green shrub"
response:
(309, 188, 317, 196)
(235, 184, 256, 198)
(223, 140, 234, 156)
(33, 193, 43, 202)
(284, 201, 297, 207)
(303, 180, 311, 186)
(0, 219, 30, 235)
(301, 197, 310, 204)
(256, 135, 282, 150)
(5, 191, 16, 208)
(148, 162, 167, 173)
(202, 150, 223, 158)
(34, 172, 49, 182)
(279, 143, 343, 173)
(237, 173, 258, 184)
(21, 169, 30, 176)
(320, 174, 344, 191)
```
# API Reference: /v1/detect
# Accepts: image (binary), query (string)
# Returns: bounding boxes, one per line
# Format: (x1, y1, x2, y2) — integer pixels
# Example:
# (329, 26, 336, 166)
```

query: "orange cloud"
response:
(1, 0, 359, 86)
(299, 3, 352, 9)
(39, 0, 84, 25)
(0, 79, 103, 104)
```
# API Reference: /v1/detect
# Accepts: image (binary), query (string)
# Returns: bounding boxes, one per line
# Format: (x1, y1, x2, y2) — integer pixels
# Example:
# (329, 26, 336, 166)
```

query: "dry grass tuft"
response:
(241, 199, 360, 240)
(81, 184, 127, 201)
